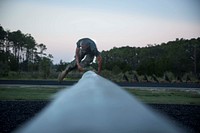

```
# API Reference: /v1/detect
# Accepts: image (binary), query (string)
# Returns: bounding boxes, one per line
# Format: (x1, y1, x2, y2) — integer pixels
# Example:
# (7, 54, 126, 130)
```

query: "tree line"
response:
(0, 25, 53, 78)
(1, 25, 199, 81)
(101, 38, 200, 81)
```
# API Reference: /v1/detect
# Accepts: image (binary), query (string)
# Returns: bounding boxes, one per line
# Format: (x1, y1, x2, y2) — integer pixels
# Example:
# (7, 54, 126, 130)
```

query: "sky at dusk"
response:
(0, 0, 200, 63)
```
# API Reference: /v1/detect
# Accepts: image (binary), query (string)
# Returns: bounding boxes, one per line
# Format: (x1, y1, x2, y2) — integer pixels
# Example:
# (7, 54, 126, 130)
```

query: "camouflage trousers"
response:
(65, 50, 94, 72)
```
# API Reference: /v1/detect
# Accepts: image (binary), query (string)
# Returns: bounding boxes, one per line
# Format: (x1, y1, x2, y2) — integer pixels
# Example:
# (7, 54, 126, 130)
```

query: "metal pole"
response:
(15, 71, 184, 133)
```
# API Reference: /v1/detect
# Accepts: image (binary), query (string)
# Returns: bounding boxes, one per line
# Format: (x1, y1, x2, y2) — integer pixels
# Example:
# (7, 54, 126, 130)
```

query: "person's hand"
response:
(77, 64, 84, 72)
(97, 71, 101, 75)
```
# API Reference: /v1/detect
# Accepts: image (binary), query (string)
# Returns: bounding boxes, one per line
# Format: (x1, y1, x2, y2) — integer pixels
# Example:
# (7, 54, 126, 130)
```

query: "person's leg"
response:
(58, 50, 86, 82)
(79, 54, 94, 68)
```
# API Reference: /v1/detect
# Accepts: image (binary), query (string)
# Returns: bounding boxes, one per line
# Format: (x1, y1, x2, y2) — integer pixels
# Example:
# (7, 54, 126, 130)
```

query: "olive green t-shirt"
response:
(76, 38, 100, 56)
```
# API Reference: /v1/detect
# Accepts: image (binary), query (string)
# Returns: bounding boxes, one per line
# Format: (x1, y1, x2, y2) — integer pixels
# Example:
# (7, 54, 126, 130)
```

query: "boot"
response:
(58, 68, 69, 82)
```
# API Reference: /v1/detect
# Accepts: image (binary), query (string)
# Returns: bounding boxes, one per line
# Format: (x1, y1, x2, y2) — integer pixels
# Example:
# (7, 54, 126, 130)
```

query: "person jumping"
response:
(58, 38, 102, 82)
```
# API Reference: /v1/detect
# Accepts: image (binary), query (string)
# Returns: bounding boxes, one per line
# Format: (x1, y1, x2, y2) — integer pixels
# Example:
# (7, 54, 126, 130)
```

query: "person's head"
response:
(80, 42, 89, 50)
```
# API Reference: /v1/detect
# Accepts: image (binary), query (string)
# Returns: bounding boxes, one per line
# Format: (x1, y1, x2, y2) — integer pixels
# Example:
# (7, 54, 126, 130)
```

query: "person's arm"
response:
(75, 47, 84, 72)
(96, 55, 102, 74)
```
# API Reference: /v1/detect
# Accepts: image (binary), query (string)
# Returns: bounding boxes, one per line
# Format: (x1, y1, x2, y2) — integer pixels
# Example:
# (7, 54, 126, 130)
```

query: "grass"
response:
(125, 88, 200, 105)
(0, 85, 200, 105)
(0, 86, 64, 100)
